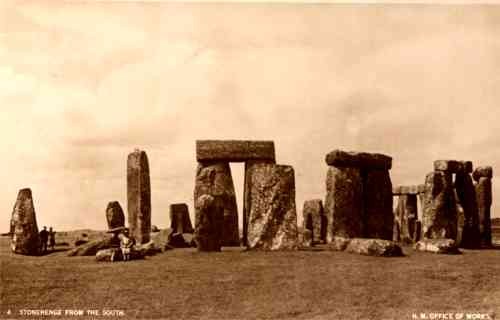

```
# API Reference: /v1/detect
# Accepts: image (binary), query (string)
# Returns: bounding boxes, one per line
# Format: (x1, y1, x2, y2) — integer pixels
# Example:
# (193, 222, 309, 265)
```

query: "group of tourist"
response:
(110, 228, 135, 262)
(39, 226, 55, 253)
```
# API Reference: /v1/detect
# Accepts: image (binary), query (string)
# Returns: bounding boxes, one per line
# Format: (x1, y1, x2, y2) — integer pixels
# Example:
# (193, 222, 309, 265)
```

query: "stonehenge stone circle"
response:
(246, 163, 298, 250)
(302, 199, 326, 244)
(169, 203, 194, 234)
(455, 169, 480, 248)
(194, 194, 224, 252)
(10, 188, 40, 255)
(474, 166, 493, 247)
(194, 162, 239, 246)
(127, 149, 151, 244)
(106, 201, 125, 230)
(196, 140, 275, 162)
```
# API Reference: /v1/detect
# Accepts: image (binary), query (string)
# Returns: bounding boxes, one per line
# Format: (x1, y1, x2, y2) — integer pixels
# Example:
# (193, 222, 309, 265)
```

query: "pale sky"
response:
(1, 2, 500, 231)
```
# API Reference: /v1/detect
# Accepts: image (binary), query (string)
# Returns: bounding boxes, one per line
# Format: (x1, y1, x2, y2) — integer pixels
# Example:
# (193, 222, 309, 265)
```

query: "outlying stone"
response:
(302, 199, 326, 244)
(325, 150, 392, 170)
(392, 185, 425, 195)
(169, 203, 194, 234)
(246, 163, 298, 250)
(414, 239, 460, 254)
(473, 166, 493, 181)
(196, 140, 275, 162)
(127, 149, 151, 244)
(434, 160, 472, 173)
(327, 237, 403, 257)
(10, 188, 40, 255)
(475, 175, 492, 247)
(194, 194, 223, 251)
(363, 169, 393, 240)
(106, 201, 125, 230)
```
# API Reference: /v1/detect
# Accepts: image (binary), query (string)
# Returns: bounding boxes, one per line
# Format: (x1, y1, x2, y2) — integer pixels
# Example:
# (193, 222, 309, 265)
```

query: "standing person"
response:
(48, 227, 56, 251)
(39, 226, 48, 253)
(118, 230, 134, 261)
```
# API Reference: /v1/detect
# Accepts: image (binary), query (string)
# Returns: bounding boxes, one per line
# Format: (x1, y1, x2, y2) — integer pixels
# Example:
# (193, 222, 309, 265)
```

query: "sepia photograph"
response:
(1, 1, 500, 319)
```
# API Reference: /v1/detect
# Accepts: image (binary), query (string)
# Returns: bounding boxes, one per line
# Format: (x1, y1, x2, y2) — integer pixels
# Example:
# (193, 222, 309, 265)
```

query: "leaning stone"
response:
(473, 166, 493, 181)
(325, 150, 392, 170)
(344, 238, 404, 257)
(302, 199, 326, 244)
(106, 201, 125, 230)
(196, 140, 275, 162)
(455, 171, 481, 248)
(363, 169, 394, 240)
(414, 239, 460, 254)
(194, 194, 224, 252)
(10, 188, 40, 255)
(394, 194, 418, 243)
(421, 171, 457, 240)
(476, 176, 493, 247)
(194, 162, 239, 246)
(169, 203, 194, 234)
(127, 149, 151, 244)
(325, 166, 364, 241)
(246, 163, 298, 250)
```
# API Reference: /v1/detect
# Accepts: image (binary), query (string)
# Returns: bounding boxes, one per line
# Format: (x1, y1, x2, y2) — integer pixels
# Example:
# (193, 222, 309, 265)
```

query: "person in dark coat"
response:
(39, 226, 48, 253)
(48, 227, 56, 251)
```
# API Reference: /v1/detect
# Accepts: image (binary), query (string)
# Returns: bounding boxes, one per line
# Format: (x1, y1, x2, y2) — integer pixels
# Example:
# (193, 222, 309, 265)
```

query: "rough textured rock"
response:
(475, 176, 492, 247)
(105, 201, 125, 230)
(302, 199, 326, 244)
(344, 238, 404, 257)
(414, 239, 460, 254)
(325, 166, 364, 241)
(196, 140, 275, 162)
(300, 229, 313, 247)
(413, 220, 422, 242)
(327, 237, 351, 251)
(325, 150, 392, 170)
(10, 188, 40, 255)
(455, 171, 481, 248)
(127, 149, 151, 244)
(363, 170, 393, 240)
(422, 171, 457, 240)
(67, 238, 113, 256)
(473, 166, 493, 181)
(434, 160, 465, 173)
(394, 194, 418, 243)
(95, 247, 147, 262)
(246, 163, 298, 250)
(169, 203, 194, 234)
(393, 185, 425, 195)
(194, 162, 239, 246)
(194, 194, 224, 252)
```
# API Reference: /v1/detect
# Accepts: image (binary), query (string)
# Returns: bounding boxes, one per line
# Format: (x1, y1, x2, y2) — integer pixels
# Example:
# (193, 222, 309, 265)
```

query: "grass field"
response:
(1, 234, 500, 320)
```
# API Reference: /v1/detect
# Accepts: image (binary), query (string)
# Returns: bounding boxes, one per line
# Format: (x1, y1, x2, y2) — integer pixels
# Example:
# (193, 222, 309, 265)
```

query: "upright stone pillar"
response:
(194, 162, 239, 246)
(302, 199, 326, 244)
(364, 170, 393, 240)
(127, 149, 151, 244)
(473, 166, 493, 247)
(169, 203, 194, 234)
(194, 194, 224, 251)
(246, 163, 298, 250)
(455, 162, 480, 248)
(10, 188, 40, 255)
(394, 194, 418, 243)
(106, 201, 125, 230)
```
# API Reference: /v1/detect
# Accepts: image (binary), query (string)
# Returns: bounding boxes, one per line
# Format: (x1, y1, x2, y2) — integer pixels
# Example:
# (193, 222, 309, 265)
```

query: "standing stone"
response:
(394, 194, 418, 243)
(474, 166, 493, 247)
(246, 163, 298, 250)
(169, 203, 194, 234)
(10, 188, 40, 255)
(422, 171, 457, 240)
(363, 170, 393, 240)
(194, 194, 224, 251)
(325, 166, 364, 241)
(455, 171, 480, 248)
(106, 201, 125, 230)
(194, 162, 239, 246)
(127, 149, 151, 244)
(413, 220, 422, 242)
(302, 199, 326, 244)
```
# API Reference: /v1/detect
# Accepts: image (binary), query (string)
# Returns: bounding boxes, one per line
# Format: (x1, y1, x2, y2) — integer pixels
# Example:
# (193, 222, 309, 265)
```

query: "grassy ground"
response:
(1, 235, 500, 320)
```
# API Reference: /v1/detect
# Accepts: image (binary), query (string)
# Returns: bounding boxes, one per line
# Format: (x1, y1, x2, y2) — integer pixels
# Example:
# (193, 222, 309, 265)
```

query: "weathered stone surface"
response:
(414, 239, 460, 254)
(194, 162, 239, 246)
(422, 171, 457, 240)
(300, 229, 313, 247)
(413, 220, 422, 242)
(325, 166, 364, 241)
(95, 247, 148, 262)
(394, 194, 418, 243)
(106, 201, 125, 230)
(364, 170, 394, 240)
(327, 237, 351, 251)
(434, 160, 461, 172)
(344, 238, 404, 257)
(475, 176, 492, 247)
(169, 203, 194, 234)
(10, 188, 40, 255)
(325, 150, 392, 170)
(302, 199, 326, 244)
(392, 185, 424, 195)
(473, 166, 493, 181)
(194, 194, 224, 252)
(455, 172, 481, 248)
(246, 163, 298, 250)
(67, 238, 113, 256)
(196, 140, 275, 162)
(127, 149, 151, 244)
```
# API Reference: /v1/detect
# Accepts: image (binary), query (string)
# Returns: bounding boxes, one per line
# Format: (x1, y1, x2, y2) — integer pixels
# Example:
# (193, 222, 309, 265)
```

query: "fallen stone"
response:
(475, 176, 492, 247)
(135, 240, 162, 256)
(67, 238, 113, 256)
(194, 194, 224, 251)
(414, 239, 461, 254)
(196, 140, 275, 162)
(325, 166, 364, 241)
(455, 171, 481, 248)
(326, 236, 351, 251)
(127, 149, 151, 244)
(95, 248, 146, 262)
(473, 166, 493, 181)
(325, 150, 392, 170)
(10, 188, 40, 255)
(302, 199, 326, 244)
(246, 163, 298, 250)
(169, 203, 194, 234)
(106, 201, 125, 230)
(344, 238, 404, 257)
(363, 169, 394, 240)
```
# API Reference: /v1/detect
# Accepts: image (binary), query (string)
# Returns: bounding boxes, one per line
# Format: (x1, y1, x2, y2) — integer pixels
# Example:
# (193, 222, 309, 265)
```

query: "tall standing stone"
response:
(394, 194, 418, 243)
(324, 166, 364, 241)
(363, 170, 393, 240)
(106, 201, 125, 230)
(473, 166, 493, 247)
(455, 168, 480, 248)
(194, 194, 224, 251)
(10, 188, 40, 255)
(302, 199, 326, 244)
(194, 162, 239, 246)
(246, 163, 298, 250)
(169, 203, 194, 234)
(127, 149, 151, 244)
